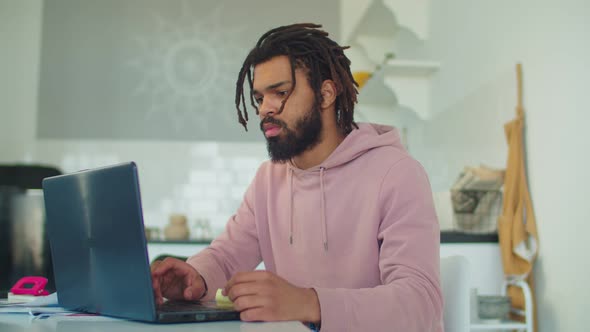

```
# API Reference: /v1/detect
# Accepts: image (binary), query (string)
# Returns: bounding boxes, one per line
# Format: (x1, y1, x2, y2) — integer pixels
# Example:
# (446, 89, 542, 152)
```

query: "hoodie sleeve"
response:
(186, 179, 262, 301)
(314, 157, 443, 332)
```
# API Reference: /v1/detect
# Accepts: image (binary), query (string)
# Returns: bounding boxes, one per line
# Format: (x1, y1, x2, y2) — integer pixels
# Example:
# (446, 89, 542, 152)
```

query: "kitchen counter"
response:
(148, 231, 499, 246)
(440, 231, 498, 243)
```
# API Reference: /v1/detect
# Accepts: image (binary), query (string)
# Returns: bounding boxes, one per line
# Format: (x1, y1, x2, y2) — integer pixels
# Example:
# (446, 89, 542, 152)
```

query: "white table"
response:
(0, 313, 310, 332)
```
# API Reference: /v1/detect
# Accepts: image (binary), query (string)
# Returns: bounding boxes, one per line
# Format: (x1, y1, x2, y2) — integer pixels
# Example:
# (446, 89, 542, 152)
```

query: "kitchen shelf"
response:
(382, 0, 430, 40)
(151, 233, 490, 245)
(357, 58, 440, 120)
(342, 0, 430, 43)
(382, 59, 440, 76)
(440, 231, 498, 243)
(345, 0, 440, 121)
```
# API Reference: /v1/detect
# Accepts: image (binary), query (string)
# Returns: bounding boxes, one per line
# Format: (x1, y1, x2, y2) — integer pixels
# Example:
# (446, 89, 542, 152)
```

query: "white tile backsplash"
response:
(188, 170, 218, 184)
(189, 143, 219, 157)
(230, 186, 247, 201)
(32, 140, 268, 238)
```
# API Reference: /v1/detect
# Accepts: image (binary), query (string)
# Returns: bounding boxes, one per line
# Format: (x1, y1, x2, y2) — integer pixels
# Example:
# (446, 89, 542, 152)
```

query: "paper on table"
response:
(22, 292, 59, 307)
(0, 292, 59, 307)
(0, 293, 76, 317)
(0, 306, 73, 315)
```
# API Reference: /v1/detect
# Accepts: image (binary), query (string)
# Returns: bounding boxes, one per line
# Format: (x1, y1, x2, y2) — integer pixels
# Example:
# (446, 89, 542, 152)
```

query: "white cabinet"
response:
(440, 243, 504, 296)
(440, 243, 532, 332)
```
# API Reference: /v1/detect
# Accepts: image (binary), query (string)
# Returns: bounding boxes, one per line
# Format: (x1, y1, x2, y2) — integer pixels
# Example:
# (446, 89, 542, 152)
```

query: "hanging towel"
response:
(497, 63, 539, 331)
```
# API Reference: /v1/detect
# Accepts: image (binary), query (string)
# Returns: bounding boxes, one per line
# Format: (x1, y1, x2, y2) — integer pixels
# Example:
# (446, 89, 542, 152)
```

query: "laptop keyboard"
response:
(158, 300, 235, 312)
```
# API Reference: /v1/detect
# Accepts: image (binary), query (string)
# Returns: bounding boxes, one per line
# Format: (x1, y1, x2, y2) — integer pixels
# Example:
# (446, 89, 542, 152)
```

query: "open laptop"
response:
(42, 162, 240, 323)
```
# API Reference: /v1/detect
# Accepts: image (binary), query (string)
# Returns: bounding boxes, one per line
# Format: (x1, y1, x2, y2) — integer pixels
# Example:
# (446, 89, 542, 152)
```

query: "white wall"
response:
(0, 0, 40, 161)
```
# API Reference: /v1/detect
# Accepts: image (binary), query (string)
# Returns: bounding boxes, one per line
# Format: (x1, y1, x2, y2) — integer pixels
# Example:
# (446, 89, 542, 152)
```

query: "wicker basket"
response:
(451, 189, 502, 234)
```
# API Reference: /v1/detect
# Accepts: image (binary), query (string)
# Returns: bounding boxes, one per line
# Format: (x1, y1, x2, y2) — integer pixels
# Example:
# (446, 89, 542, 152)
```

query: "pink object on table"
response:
(10, 276, 50, 296)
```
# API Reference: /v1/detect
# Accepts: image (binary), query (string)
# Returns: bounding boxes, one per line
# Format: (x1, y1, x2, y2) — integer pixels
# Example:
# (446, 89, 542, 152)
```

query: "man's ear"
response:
(320, 80, 337, 109)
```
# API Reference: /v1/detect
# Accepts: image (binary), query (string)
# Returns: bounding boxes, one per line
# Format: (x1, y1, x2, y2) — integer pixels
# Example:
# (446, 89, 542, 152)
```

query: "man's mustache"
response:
(260, 117, 286, 132)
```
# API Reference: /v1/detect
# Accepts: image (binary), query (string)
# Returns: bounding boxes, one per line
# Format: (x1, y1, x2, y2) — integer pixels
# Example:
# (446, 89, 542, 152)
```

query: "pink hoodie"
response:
(187, 123, 443, 331)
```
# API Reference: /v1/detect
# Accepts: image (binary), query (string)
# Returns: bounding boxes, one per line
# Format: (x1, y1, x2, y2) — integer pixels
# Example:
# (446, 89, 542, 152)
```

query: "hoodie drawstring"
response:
(288, 166, 328, 251)
(289, 168, 294, 245)
(319, 167, 328, 251)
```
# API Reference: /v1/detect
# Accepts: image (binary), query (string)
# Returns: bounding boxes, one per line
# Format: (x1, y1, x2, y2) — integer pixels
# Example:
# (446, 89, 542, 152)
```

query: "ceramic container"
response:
(478, 295, 511, 321)
(164, 214, 190, 240)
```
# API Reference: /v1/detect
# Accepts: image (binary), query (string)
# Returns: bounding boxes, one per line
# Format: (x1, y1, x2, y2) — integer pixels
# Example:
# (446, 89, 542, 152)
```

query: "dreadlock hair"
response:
(235, 23, 359, 135)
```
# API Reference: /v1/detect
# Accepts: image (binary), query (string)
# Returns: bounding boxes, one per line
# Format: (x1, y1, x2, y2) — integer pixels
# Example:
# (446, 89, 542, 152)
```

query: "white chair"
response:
(500, 279, 533, 332)
(440, 255, 471, 332)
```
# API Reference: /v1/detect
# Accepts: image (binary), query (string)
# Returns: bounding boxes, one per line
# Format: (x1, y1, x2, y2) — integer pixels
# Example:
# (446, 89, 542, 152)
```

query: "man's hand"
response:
(150, 257, 207, 305)
(223, 271, 321, 324)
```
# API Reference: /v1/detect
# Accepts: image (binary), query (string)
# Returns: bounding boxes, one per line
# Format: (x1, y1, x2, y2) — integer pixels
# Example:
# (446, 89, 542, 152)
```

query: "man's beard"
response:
(260, 103, 323, 163)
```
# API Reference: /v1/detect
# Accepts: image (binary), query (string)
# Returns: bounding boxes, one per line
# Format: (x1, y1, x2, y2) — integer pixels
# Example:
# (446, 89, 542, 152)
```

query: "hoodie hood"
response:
(286, 123, 405, 250)
(289, 123, 404, 173)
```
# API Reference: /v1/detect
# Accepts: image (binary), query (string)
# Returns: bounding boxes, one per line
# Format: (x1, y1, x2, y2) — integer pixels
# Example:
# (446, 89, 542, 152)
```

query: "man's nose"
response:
(258, 98, 278, 118)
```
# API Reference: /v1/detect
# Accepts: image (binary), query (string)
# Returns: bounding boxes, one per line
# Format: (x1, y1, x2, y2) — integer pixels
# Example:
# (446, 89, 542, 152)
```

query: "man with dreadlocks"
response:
(152, 23, 443, 331)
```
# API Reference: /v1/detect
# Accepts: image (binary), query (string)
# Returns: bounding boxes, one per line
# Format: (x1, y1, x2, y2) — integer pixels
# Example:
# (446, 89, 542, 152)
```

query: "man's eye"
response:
(277, 91, 288, 97)
(254, 97, 263, 104)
